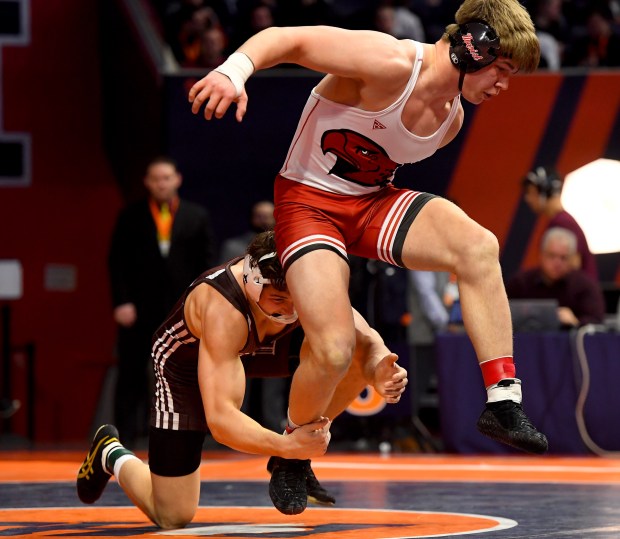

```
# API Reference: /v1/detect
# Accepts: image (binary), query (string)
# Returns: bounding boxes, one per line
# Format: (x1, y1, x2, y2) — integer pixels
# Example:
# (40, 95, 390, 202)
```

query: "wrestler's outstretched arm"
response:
(188, 26, 412, 122)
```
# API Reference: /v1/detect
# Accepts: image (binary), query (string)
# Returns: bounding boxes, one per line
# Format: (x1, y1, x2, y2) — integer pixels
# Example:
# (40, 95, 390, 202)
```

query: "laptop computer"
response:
(509, 299, 561, 332)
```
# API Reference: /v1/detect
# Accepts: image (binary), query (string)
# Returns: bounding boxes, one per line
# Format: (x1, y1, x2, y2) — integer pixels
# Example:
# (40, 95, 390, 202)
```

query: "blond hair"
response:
(444, 0, 540, 72)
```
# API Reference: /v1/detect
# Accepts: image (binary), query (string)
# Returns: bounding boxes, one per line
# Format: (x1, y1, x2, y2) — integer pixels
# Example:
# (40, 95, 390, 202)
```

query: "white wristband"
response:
(214, 52, 255, 98)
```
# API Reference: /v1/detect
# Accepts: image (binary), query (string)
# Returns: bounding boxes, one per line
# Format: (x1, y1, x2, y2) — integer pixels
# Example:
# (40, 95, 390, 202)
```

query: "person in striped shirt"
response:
(77, 231, 407, 527)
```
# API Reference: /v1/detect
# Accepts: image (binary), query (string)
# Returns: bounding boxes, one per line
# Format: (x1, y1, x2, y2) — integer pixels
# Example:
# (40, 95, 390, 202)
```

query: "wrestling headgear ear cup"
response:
(243, 252, 277, 303)
(524, 166, 563, 199)
(449, 20, 501, 74)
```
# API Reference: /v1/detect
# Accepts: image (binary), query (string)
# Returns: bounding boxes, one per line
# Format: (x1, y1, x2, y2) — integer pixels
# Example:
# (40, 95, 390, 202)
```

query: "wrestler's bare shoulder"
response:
(184, 278, 244, 338)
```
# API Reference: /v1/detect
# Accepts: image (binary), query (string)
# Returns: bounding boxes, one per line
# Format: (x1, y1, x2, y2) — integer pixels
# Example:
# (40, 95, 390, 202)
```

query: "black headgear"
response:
(523, 166, 563, 198)
(449, 20, 500, 90)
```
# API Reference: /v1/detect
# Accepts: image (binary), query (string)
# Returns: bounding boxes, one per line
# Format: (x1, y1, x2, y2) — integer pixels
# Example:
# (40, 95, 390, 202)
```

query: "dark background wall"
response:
(1, 0, 123, 444)
(1, 0, 619, 444)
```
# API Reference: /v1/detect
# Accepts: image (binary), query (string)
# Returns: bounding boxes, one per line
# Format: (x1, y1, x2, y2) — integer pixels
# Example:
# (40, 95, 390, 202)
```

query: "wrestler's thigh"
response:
(400, 197, 489, 270)
(286, 249, 354, 336)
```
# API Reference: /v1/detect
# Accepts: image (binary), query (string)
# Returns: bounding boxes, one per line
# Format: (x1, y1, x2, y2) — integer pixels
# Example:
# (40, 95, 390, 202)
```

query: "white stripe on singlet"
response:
(280, 234, 347, 267)
(152, 320, 197, 430)
(376, 190, 419, 265)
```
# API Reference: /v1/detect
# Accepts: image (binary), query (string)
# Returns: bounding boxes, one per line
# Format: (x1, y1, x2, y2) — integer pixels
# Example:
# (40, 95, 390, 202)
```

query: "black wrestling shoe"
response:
(477, 400, 548, 454)
(77, 424, 119, 504)
(268, 457, 336, 506)
(268, 456, 308, 515)
(304, 460, 335, 506)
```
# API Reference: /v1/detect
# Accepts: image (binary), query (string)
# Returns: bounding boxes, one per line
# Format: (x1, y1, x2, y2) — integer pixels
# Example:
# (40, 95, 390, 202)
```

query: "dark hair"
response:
(245, 230, 287, 291)
(522, 165, 563, 198)
(147, 155, 179, 172)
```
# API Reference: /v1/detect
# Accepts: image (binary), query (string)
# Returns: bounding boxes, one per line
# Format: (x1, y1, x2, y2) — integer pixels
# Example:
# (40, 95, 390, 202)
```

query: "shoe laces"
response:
(78, 438, 109, 480)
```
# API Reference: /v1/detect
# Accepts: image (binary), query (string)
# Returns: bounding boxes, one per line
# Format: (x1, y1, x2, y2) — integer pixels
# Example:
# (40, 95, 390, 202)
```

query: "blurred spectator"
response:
(527, 0, 569, 68)
(229, 1, 276, 52)
(561, 0, 594, 28)
(565, 4, 620, 67)
(612, 0, 620, 24)
(176, 17, 204, 66)
(531, 0, 571, 45)
(152, 0, 620, 71)
(247, 2, 276, 32)
(406, 270, 455, 420)
(159, 0, 233, 64)
(183, 24, 228, 68)
(219, 200, 275, 263)
(366, 261, 409, 345)
(536, 30, 561, 70)
(410, 0, 459, 42)
(522, 165, 598, 281)
(276, 0, 336, 27)
(506, 227, 605, 328)
(374, 1, 426, 41)
(109, 156, 217, 446)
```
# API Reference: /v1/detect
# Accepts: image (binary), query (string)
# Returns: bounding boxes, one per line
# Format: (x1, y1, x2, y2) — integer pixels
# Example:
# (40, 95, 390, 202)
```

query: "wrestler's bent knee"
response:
(310, 341, 355, 378)
(457, 227, 499, 272)
(155, 508, 196, 530)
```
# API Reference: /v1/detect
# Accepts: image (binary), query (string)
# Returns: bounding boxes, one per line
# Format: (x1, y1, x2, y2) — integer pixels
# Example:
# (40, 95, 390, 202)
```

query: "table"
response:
(436, 330, 620, 454)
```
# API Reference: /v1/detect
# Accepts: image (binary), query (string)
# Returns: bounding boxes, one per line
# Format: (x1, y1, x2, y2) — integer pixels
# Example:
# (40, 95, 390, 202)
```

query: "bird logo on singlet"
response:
(320, 128, 401, 187)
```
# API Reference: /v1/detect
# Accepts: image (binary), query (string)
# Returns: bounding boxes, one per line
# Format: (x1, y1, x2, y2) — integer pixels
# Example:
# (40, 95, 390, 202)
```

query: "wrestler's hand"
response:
(113, 303, 137, 328)
(373, 353, 407, 404)
(281, 417, 331, 459)
(188, 71, 249, 123)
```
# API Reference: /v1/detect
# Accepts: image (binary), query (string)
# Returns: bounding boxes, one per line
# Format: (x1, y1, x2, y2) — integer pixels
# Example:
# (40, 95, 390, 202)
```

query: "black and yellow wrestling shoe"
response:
(76, 424, 120, 504)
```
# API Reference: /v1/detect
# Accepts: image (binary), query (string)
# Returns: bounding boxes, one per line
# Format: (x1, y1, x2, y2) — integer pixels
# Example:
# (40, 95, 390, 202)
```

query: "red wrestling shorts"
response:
(274, 175, 436, 271)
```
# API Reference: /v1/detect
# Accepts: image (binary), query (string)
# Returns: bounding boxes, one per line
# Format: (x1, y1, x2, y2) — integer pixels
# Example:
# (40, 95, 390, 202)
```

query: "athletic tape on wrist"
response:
(214, 52, 255, 97)
(285, 408, 300, 434)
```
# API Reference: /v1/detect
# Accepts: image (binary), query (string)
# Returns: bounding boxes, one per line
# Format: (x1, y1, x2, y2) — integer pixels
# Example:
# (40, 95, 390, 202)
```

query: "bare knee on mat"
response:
(154, 508, 196, 531)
